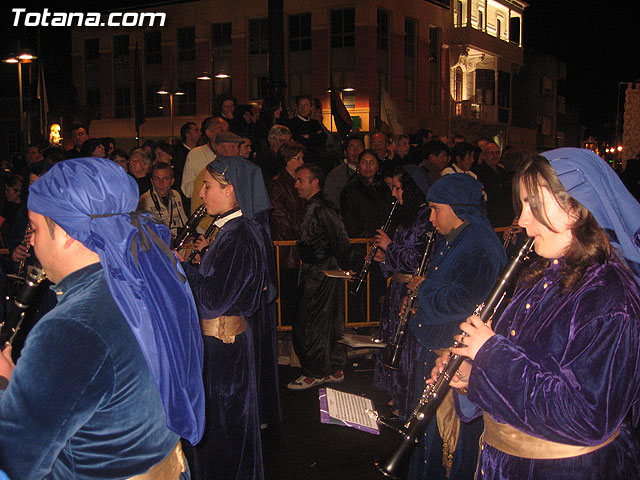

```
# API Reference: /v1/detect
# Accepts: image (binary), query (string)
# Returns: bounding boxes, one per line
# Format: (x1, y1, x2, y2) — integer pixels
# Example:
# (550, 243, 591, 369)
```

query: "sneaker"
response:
(287, 375, 325, 391)
(326, 369, 344, 384)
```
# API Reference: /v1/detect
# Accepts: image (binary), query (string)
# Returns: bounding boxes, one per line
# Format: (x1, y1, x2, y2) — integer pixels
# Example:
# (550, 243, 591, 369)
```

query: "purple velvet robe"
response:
(462, 255, 640, 479)
(373, 205, 430, 419)
(182, 216, 265, 480)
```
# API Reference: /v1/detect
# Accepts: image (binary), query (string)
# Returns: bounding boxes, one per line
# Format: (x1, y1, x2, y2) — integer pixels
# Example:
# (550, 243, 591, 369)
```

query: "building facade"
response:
(70, 0, 526, 147)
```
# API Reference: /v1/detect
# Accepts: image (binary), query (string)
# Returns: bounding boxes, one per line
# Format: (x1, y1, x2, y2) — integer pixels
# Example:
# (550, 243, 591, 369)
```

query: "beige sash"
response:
(482, 413, 619, 459)
(127, 441, 186, 480)
(436, 389, 460, 478)
(392, 272, 413, 283)
(200, 315, 246, 343)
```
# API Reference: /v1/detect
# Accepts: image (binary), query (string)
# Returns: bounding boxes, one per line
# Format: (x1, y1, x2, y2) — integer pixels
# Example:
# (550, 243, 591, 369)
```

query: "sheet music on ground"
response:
(319, 387, 379, 435)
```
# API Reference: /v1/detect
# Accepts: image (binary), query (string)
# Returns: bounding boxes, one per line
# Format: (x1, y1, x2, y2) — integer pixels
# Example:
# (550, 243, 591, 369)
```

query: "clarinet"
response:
(186, 217, 219, 264)
(374, 237, 534, 479)
(384, 227, 437, 370)
(0, 265, 48, 347)
(350, 199, 399, 296)
(172, 204, 207, 250)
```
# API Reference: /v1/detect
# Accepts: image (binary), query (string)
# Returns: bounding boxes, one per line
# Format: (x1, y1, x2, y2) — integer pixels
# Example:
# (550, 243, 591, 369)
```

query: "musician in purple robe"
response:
(372, 165, 431, 419)
(439, 149, 640, 479)
(179, 157, 274, 480)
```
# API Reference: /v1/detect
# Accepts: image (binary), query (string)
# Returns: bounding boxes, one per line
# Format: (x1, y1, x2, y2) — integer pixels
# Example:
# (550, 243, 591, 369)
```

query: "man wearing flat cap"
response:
(0, 157, 204, 479)
(406, 173, 506, 480)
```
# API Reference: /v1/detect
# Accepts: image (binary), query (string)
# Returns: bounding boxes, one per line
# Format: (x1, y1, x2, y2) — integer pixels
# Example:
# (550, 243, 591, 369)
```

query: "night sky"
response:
(1, 0, 638, 141)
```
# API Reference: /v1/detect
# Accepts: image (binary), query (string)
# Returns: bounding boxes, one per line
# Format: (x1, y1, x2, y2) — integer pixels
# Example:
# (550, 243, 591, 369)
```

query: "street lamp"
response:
(157, 88, 184, 144)
(3, 50, 37, 144)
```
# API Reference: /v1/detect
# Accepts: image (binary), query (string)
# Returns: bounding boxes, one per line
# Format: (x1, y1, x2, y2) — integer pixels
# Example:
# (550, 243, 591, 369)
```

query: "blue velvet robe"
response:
(182, 216, 265, 480)
(408, 222, 507, 480)
(373, 205, 430, 419)
(0, 263, 180, 479)
(460, 255, 640, 479)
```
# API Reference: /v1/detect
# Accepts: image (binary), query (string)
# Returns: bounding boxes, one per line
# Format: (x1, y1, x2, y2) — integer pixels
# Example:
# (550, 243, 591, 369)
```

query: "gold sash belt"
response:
(482, 413, 619, 459)
(127, 441, 186, 480)
(392, 272, 413, 283)
(200, 315, 246, 343)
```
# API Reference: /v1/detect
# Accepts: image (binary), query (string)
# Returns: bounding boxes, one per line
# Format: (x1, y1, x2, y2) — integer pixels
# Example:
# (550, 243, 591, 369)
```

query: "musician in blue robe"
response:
(180, 157, 272, 480)
(444, 149, 640, 479)
(0, 158, 204, 479)
(407, 173, 506, 479)
(372, 165, 432, 419)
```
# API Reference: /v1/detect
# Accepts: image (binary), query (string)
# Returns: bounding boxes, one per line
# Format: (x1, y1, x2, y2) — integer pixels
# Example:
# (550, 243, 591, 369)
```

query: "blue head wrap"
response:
(426, 173, 493, 231)
(208, 156, 272, 219)
(541, 148, 640, 283)
(28, 157, 205, 444)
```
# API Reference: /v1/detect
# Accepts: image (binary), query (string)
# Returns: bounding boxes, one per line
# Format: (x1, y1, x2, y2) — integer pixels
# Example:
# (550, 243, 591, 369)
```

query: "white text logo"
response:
(12, 8, 166, 27)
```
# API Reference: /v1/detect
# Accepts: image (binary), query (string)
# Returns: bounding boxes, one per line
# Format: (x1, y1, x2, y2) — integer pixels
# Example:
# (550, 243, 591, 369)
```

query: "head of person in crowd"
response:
(477, 136, 491, 150)
(80, 138, 106, 158)
(200, 116, 229, 146)
(294, 164, 324, 201)
(128, 148, 152, 179)
(453, 133, 466, 145)
(268, 124, 292, 155)
(259, 95, 286, 125)
(43, 146, 67, 164)
(381, 163, 395, 192)
(452, 142, 475, 172)
(344, 135, 364, 167)
(416, 128, 433, 146)
(214, 131, 244, 157)
(370, 132, 389, 161)
(501, 145, 523, 173)
(439, 134, 450, 146)
(392, 165, 430, 226)
(110, 148, 129, 172)
(5, 174, 22, 204)
(150, 162, 175, 198)
(26, 144, 44, 165)
(180, 121, 202, 149)
(482, 142, 501, 169)
(213, 93, 238, 120)
(423, 140, 449, 171)
(312, 98, 324, 123)
(236, 104, 256, 125)
(70, 123, 89, 150)
(394, 134, 411, 159)
(295, 95, 313, 120)
(427, 173, 488, 236)
(155, 142, 174, 165)
(141, 140, 157, 164)
(357, 149, 380, 184)
(239, 137, 253, 160)
(101, 137, 115, 157)
(24, 163, 53, 204)
(278, 141, 305, 177)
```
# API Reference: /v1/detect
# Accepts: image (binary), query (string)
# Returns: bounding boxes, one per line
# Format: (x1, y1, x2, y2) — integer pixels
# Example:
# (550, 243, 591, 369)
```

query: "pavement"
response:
(263, 352, 404, 480)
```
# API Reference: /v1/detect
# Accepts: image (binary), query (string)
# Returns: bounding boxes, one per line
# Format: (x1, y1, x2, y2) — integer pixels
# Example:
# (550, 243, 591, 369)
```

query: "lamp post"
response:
(157, 88, 184, 144)
(3, 51, 37, 145)
(197, 71, 231, 115)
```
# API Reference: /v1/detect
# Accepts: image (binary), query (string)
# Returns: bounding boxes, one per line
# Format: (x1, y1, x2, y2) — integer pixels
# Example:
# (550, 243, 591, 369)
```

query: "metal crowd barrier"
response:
(273, 227, 513, 332)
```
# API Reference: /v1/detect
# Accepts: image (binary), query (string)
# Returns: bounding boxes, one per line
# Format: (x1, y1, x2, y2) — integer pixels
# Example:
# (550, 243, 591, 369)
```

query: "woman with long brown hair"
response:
(434, 149, 640, 479)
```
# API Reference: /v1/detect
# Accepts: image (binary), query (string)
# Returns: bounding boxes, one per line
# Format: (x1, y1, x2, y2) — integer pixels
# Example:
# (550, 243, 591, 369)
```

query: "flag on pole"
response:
(134, 41, 145, 133)
(36, 61, 49, 137)
(330, 82, 352, 138)
(380, 86, 405, 136)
